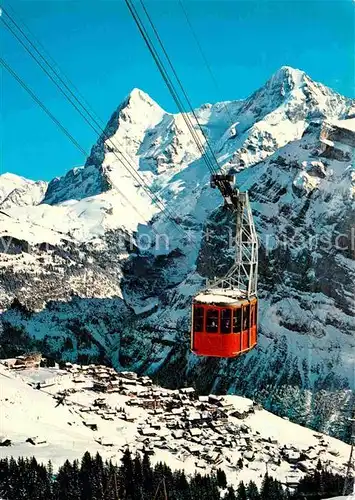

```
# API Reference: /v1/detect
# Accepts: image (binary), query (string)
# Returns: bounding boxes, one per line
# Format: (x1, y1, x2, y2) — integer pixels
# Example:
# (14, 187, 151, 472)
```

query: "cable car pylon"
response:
(191, 174, 258, 358)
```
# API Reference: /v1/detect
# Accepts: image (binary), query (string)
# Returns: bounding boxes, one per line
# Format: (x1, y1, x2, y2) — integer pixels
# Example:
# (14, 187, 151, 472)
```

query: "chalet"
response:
(26, 436, 47, 446)
(231, 408, 251, 419)
(0, 439, 11, 447)
(201, 411, 211, 422)
(208, 395, 222, 405)
(171, 408, 184, 416)
(4, 352, 42, 370)
(120, 371, 138, 380)
(139, 376, 153, 386)
(285, 473, 303, 489)
(93, 398, 107, 408)
(140, 427, 157, 437)
(92, 380, 108, 392)
(297, 461, 316, 474)
(83, 421, 98, 431)
(186, 411, 201, 425)
(95, 373, 110, 381)
(283, 449, 301, 463)
(102, 415, 114, 421)
(244, 450, 255, 461)
(184, 444, 200, 456)
(97, 437, 114, 447)
(179, 387, 195, 396)
(303, 448, 318, 461)
(166, 419, 179, 429)
(205, 451, 220, 464)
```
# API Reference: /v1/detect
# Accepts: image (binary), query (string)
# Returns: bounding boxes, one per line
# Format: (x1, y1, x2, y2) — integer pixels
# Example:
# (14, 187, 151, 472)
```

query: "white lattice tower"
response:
(208, 191, 258, 298)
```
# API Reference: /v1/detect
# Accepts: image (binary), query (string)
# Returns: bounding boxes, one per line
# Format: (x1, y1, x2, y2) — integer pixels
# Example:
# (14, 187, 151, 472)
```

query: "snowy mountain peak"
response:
(269, 65, 305, 90)
(126, 87, 162, 110)
(240, 65, 350, 119)
(118, 87, 165, 127)
(0, 172, 47, 209)
(0, 172, 29, 183)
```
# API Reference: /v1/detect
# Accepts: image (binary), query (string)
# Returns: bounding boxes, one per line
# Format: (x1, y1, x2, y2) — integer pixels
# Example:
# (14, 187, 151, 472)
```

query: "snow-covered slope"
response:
(0, 362, 352, 490)
(0, 66, 354, 441)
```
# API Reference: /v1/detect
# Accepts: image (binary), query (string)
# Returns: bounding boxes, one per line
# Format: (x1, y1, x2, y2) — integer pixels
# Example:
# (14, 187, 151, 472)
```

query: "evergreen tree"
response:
(36, 462, 52, 500)
(80, 451, 95, 500)
(237, 481, 247, 500)
(103, 460, 120, 500)
(133, 453, 144, 500)
(142, 451, 153, 498)
(216, 468, 227, 488)
(8, 457, 19, 500)
(0, 458, 11, 500)
(55, 459, 79, 500)
(246, 480, 260, 500)
(225, 486, 237, 500)
(237, 458, 244, 470)
(173, 470, 190, 500)
(260, 473, 271, 499)
(260, 474, 287, 500)
(120, 448, 135, 500)
(92, 452, 105, 500)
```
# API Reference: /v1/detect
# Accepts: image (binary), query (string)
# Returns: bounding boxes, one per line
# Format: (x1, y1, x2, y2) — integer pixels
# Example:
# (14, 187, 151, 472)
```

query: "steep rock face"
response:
(0, 67, 354, 440)
(42, 165, 110, 205)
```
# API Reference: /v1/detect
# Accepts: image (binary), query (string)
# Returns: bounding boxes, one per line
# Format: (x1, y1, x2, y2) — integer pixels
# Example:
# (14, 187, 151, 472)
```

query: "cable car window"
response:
(193, 307, 204, 332)
(206, 309, 219, 333)
(221, 308, 232, 334)
(250, 304, 256, 327)
(242, 305, 250, 331)
(233, 307, 242, 333)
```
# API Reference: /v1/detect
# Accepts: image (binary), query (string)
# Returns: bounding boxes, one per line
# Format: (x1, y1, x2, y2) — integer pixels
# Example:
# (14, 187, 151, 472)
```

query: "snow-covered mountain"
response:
(0, 173, 47, 210)
(0, 66, 354, 441)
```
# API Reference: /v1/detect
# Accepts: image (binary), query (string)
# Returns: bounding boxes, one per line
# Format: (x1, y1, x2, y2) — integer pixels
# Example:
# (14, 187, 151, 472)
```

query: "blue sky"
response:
(2, 0, 354, 181)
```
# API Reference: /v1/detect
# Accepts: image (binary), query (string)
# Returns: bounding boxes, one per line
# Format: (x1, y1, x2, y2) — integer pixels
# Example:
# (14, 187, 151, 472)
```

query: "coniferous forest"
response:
(0, 449, 347, 500)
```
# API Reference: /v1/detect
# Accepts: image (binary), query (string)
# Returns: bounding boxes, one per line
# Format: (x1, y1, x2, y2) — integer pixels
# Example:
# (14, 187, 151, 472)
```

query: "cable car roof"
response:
(193, 288, 256, 306)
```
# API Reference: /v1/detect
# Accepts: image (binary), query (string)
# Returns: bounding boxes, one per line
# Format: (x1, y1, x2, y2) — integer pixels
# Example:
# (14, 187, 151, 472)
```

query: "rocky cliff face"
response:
(0, 67, 354, 440)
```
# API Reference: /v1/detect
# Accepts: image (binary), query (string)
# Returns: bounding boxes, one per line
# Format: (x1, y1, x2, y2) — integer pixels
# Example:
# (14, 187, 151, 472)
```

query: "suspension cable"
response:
(138, 0, 221, 172)
(0, 57, 158, 231)
(1, 57, 87, 157)
(4, 3, 103, 126)
(1, 9, 187, 237)
(126, 0, 215, 175)
(124, 0, 218, 176)
(178, 0, 238, 131)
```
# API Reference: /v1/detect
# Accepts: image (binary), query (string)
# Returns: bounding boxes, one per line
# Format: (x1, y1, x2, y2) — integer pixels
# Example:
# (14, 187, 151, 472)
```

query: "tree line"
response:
(0, 449, 347, 500)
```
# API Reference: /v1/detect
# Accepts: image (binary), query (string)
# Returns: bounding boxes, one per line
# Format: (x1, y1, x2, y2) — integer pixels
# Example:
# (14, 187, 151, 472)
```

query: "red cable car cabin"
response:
(191, 291, 257, 358)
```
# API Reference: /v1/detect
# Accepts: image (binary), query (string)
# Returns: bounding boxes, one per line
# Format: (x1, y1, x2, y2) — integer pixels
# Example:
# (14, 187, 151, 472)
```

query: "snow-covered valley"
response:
(0, 66, 354, 441)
